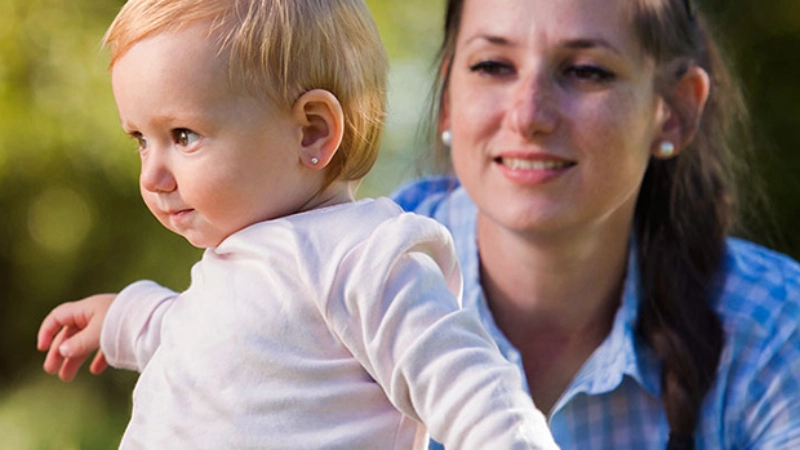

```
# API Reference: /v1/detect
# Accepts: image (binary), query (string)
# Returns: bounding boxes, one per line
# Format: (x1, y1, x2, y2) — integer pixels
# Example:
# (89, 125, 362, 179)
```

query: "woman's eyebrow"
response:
(463, 34, 623, 57)
(463, 33, 514, 48)
(561, 38, 622, 56)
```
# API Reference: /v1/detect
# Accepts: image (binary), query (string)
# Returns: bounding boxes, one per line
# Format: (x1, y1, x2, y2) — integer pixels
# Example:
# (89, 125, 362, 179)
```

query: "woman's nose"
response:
(508, 74, 558, 139)
(139, 148, 176, 193)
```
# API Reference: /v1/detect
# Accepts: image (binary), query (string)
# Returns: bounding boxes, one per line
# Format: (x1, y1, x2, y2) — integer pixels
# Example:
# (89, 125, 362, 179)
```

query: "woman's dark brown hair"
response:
(431, 0, 753, 448)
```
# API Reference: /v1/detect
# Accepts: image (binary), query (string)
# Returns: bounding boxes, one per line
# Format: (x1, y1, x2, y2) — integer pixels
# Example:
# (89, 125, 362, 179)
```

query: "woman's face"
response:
(444, 0, 668, 238)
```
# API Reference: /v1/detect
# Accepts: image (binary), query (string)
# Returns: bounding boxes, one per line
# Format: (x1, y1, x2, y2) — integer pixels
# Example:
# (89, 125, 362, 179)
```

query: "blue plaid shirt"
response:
(391, 176, 800, 449)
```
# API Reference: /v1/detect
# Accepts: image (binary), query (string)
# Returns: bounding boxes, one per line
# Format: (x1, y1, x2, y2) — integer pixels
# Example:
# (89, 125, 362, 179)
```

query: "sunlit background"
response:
(1, 0, 798, 447)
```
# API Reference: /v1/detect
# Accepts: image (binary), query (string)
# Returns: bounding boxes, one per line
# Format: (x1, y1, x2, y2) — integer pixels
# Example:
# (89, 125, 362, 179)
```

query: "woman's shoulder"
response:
(390, 175, 461, 216)
(717, 237, 800, 341)
(723, 238, 800, 298)
(710, 239, 800, 440)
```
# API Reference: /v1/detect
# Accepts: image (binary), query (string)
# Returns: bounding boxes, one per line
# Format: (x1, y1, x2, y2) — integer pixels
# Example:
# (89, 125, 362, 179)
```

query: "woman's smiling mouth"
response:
(497, 156, 576, 171)
(494, 155, 576, 185)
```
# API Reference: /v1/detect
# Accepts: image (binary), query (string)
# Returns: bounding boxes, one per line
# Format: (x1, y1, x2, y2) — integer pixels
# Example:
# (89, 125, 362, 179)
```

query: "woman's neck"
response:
(476, 213, 632, 413)
(478, 215, 630, 328)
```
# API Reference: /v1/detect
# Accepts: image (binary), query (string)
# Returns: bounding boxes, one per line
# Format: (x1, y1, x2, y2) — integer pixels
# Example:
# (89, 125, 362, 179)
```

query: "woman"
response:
(392, 0, 800, 448)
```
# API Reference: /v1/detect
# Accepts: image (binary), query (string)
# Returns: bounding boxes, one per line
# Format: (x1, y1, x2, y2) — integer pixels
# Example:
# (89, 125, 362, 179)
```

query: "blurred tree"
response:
(0, 0, 200, 387)
(706, 0, 800, 254)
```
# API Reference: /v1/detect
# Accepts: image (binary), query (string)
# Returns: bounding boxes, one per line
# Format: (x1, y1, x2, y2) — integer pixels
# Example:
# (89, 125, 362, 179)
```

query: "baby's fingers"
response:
(42, 326, 73, 374)
(37, 302, 81, 351)
(58, 354, 91, 382)
(43, 326, 91, 381)
(89, 351, 108, 375)
(37, 316, 62, 352)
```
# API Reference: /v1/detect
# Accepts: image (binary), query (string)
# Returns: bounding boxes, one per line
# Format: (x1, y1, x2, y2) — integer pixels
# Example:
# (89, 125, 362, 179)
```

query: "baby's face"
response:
(111, 24, 320, 248)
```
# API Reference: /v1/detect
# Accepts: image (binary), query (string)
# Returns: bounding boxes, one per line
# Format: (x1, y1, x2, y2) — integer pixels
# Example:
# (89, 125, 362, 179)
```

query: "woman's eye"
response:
(174, 129, 200, 147)
(564, 65, 615, 83)
(469, 60, 515, 77)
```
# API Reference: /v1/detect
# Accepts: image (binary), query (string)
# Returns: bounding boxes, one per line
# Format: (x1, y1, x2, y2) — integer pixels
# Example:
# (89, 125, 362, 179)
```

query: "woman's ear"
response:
(653, 66, 710, 159)
(437, 58, 453, 138)
(292, 89, 344, 169)
(439, 88, 451, 140)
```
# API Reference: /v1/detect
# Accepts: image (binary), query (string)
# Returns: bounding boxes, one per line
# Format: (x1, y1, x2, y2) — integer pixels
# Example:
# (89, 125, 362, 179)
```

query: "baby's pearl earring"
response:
(310, 157, 319, 165)
(658, 141, 675, 158)
(441, 130, 452, 148)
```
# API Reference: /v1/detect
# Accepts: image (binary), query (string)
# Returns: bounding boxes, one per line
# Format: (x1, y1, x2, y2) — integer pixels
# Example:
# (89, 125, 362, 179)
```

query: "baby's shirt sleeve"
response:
(101, 280, 178, 372)
(325, 213, 558, 449)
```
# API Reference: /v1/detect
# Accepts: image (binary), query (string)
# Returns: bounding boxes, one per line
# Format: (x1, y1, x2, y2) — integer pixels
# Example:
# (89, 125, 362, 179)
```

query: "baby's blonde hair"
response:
(104, 0, 388, 184)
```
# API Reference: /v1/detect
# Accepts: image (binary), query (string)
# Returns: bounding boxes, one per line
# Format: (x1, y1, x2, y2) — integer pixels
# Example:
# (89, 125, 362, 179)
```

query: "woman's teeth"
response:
(500, 157, 574, 170)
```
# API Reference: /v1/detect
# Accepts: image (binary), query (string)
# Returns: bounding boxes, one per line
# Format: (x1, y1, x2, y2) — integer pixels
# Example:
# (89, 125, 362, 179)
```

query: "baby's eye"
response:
(469, 60, 515, 77)
(174, 129, 200, 147)
(131, 132, 149, 151)
(563, 65, 616, 83)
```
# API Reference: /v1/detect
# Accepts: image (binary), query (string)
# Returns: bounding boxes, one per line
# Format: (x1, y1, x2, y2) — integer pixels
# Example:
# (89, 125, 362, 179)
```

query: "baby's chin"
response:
(165, 224, 225, 249)
(181, 232, 225, 249)
(154, 212, 235, 248)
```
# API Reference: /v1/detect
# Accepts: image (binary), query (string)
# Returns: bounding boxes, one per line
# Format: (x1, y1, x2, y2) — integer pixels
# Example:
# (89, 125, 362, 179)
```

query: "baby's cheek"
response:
(140, 195, 164, 223)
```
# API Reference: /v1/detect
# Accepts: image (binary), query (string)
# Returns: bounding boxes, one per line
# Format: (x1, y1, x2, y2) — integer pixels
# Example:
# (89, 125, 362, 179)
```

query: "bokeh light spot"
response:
(27, 187, 93, 253)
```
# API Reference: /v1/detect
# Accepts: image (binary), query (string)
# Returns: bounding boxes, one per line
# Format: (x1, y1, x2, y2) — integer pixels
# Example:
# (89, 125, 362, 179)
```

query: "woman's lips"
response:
(498, 156, 575, 170)
(494, 155, 576, 185)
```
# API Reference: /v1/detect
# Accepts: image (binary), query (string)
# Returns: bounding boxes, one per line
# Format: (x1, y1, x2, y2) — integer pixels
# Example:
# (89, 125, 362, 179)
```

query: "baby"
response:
(37, 0, 558, 448)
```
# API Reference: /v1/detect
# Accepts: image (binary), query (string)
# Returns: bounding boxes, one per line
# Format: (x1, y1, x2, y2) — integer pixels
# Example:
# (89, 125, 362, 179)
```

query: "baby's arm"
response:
(37, 293, 115, 381)
(100, 280, 179, 371)
(330, 214, 558, 449)
(38, 281, 179, 378)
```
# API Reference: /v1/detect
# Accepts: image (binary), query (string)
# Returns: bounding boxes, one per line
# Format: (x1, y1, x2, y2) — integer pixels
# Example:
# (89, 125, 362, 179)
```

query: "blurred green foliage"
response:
(0, 0, 798, 447)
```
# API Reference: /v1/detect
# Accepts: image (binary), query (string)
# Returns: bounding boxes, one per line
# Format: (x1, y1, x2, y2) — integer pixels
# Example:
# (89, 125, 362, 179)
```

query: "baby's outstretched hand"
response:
(37, 293, 115, 381)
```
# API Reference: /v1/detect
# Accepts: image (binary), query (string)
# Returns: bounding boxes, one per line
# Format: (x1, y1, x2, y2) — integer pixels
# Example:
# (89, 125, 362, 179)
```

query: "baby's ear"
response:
(292, 89, 344, 169)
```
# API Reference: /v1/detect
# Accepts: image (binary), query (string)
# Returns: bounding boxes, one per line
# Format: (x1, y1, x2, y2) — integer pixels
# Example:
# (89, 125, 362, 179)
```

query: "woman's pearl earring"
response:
(441, 130, 452, 148)
(657, 141, 676, 158)
(310, 157, 319, 165)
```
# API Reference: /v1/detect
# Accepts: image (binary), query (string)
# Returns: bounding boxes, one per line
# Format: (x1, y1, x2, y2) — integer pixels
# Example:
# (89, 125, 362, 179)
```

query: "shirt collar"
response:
(568, 243, 661, 400)
(441, 185, 660, 404)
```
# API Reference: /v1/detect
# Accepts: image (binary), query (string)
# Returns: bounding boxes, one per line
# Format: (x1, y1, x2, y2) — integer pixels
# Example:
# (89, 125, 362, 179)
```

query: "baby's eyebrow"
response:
(150, 113, 181, 126)
(119, 112, 188, 133)
(118, 117, 135, 133)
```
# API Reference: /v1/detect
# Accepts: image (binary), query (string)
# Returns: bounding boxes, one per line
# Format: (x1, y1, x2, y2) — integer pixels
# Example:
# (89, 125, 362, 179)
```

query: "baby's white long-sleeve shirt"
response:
(102, 198, 557, 449)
